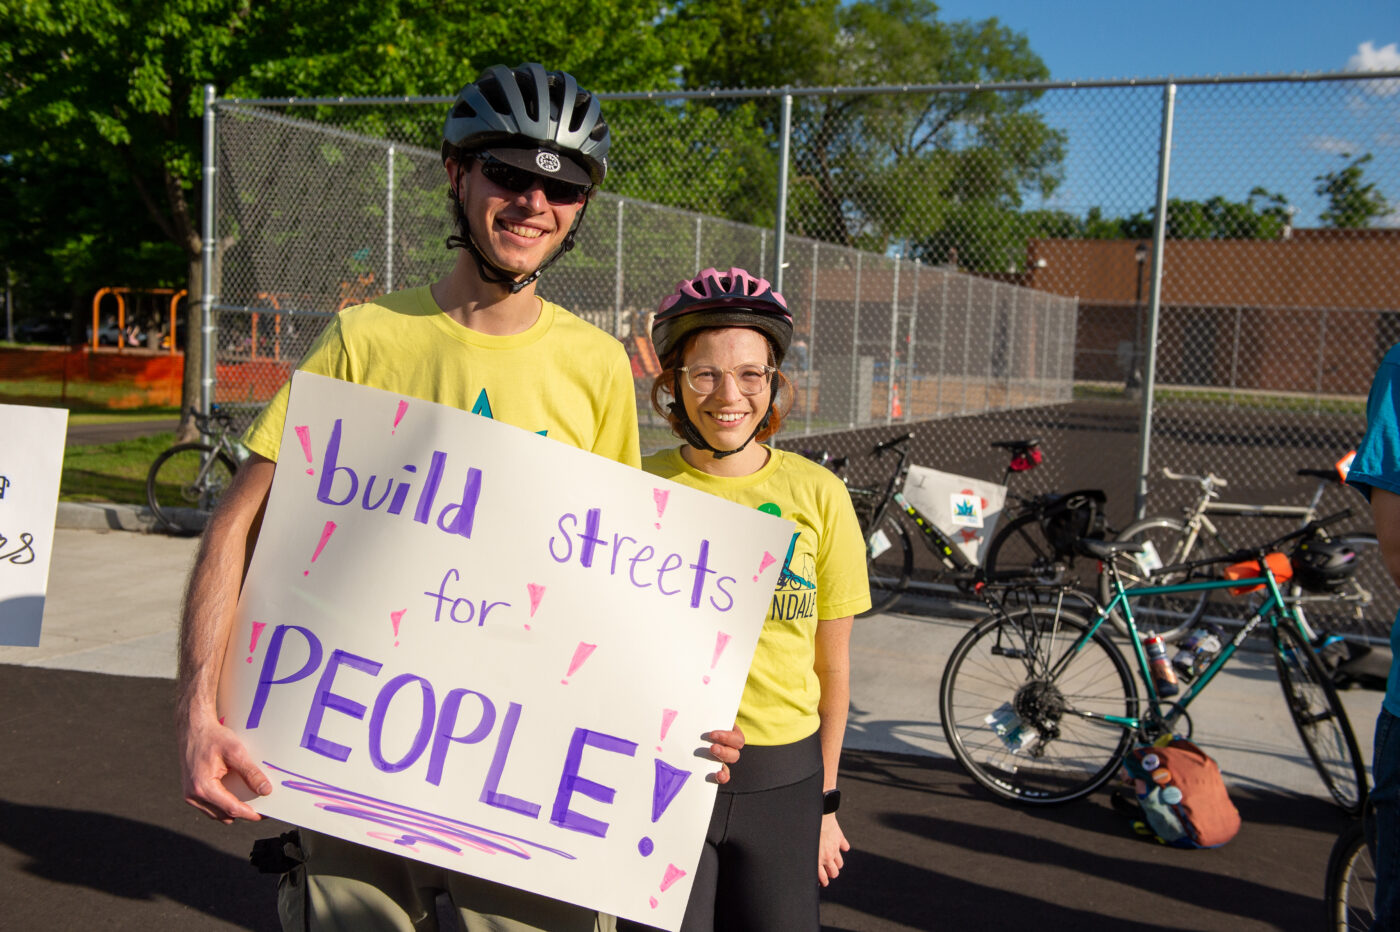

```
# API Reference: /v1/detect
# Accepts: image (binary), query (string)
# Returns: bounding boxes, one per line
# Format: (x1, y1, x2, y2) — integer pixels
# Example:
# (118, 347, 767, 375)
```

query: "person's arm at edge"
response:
(175, 452, 276, 824)
(815, 614, 853, 886)
(1371, 488, 1400, 591)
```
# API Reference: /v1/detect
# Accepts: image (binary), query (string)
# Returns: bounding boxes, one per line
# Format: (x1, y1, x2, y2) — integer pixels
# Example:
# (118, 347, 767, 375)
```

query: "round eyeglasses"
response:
(678, 364, 776, 395)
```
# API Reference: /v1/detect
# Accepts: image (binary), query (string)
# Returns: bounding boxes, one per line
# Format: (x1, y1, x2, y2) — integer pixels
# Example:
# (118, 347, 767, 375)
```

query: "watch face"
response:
(822, 789, 841, 814)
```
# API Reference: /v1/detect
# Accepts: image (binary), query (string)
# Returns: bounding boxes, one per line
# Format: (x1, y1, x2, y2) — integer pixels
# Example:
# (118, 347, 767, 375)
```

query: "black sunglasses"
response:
(477, 155, 591, 205)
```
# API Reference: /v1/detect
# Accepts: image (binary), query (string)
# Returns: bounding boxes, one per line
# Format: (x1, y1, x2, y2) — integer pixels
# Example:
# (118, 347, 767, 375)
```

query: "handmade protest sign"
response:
(217, 372, 794, 930)
(0, 403, 68, 646)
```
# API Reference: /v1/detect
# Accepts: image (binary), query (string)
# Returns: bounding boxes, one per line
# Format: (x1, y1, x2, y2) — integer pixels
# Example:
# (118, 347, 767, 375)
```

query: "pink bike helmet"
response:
(651, 267, 793, 365)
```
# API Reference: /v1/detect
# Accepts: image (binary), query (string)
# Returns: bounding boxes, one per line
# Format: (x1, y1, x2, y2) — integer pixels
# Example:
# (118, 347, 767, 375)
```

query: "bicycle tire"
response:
(1324, 814, 1376, 930)
(1099, 516, 1226, 641)
(1274, 621, 1368, 814)
(939, 605, 1138, 805)
(983, 512, 1063, 581)
(849, 488, 912, 616)
(145, 442, 238, 534)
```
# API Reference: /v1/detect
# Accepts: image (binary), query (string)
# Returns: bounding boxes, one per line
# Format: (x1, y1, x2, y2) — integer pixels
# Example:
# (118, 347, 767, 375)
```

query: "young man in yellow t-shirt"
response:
(174, 63, 739, 932)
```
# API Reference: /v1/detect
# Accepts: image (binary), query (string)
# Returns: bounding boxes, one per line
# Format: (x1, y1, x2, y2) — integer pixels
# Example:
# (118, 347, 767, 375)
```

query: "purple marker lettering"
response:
(628, 545, 656, 588)
(437, 467, 482, 539)
(387, 464, 416, 515)
(578, 508, 605, 568)
(688, 539, 715, 609)
(426, 688, 496, 786)
(709, 576, 736, 613)
(316, 420, 357, 505)
(550, 728, 638, 837)
(650, 759, 691, 822)
(367, 674, 435, 773)
(412, 450, 447, 525)
(479, 702, 542, 819)
(656, 552, 684, 595)
(609, 533, 637, 575)
(360, 475, 394, 510)
(247, 625, 324, 729)
(549, 513, 577, 563)
(301, 649, 383, 762)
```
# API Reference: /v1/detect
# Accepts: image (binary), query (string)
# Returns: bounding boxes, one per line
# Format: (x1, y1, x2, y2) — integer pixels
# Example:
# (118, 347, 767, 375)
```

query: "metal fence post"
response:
(694, 216, 702, 274)
(886, 256, 901, 422)
(906, 260, 920, 415)
(385, 144, 395, 293)
(850, 252, 863, 427)
(806, 240, 818, 435)
(1135, 81, 1178, 520)
(200, 84, 217, 417)
(773, 93, 792, 295)
(614, 199, 625, 337)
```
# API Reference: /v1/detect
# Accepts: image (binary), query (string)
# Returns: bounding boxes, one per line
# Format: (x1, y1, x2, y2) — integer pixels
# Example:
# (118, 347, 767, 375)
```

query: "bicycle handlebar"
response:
(871, 432, 914, 457)
(1161, 466, 1228, 489)
(1150, 507, 1353, 577)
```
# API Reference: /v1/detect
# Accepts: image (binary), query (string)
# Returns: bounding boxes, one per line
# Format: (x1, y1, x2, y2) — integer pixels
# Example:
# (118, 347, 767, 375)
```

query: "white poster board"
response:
(0, 404, 68, 646)
(217, 372, 793, 930)
(900, 464, 1008, 565)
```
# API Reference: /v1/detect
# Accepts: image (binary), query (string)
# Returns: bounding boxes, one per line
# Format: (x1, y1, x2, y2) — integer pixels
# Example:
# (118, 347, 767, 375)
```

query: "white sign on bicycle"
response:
(901, 464, 1007, 564)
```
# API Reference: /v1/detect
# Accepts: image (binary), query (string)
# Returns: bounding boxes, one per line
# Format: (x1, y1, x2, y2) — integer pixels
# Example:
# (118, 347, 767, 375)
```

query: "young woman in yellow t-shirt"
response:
(623, 268, 871, 932)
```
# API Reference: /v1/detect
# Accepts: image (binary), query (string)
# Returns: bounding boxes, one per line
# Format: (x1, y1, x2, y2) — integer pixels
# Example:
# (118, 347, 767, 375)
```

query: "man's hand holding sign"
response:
(213, 372, 791, 929)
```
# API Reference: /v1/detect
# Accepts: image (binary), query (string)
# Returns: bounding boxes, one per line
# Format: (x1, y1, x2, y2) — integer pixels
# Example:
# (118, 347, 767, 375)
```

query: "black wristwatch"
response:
(822, 788, 841, 814)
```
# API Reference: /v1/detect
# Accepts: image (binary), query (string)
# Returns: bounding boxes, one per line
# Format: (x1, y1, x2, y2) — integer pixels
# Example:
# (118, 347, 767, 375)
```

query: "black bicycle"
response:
(145, 406, 246, 534)
(837, 433, 1106, 615)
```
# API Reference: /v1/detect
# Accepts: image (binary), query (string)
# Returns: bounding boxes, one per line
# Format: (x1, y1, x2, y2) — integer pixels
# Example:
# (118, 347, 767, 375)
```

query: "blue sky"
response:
(931, 0, 1398, 82)
(928, 0, 1400, 226)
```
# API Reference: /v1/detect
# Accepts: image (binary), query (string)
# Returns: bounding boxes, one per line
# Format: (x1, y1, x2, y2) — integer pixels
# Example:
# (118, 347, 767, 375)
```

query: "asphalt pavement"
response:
(0, 516, 1385, 930)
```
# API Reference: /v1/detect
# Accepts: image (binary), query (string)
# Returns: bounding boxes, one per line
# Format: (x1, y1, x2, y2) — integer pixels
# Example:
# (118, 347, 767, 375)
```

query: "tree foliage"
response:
(1315, 152, 1390, 229)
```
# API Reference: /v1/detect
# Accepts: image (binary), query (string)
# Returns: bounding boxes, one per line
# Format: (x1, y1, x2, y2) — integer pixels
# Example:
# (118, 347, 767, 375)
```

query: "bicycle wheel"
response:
(1274, 620, 1368, 814)
(1324, 813, 1376, 930)
(983, 513, 1062, 580)
(145, 443, 238, 533)
(849, 488, 912, 616)
(940, 605, 1138, 804)
(1099, 517, 1226, 641)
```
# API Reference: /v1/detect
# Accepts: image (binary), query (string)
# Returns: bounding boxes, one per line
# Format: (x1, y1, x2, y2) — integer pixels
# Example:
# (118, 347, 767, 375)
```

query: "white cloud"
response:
(1346, 41, 1400, 96)
(1309, 135, 1361, 155)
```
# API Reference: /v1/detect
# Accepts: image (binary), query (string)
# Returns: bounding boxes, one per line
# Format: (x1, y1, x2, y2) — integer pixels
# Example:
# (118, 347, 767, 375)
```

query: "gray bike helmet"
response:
(442, 63, 610, 292)
(443, 63, 609, 184)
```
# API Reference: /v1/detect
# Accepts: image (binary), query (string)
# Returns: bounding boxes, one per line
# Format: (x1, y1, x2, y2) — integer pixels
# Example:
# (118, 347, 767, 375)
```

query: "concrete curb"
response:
(54, 501, 207, 535)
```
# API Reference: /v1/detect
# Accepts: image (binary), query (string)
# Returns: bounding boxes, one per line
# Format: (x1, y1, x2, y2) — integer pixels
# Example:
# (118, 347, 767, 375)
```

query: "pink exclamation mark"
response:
(304, 520, 337, 576)
(245, 621, 266, 663)
(294, 426, 314, 475)
(391, 400, 408, 435)
(702, 632, 731, 684)
(390, 609, 406, 646)
(656, 708, 678, 752)
(648, 863, 688, 910)
(525, 583, 546, 631)
(561, 642, 597, 685)
(652, 488, 669, 529)
(753, 551, 777, 581)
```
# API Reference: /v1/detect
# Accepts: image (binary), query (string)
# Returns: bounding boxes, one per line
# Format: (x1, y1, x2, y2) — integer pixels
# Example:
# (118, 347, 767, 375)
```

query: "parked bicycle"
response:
(836, 433, 1106, 615)
(1101, 465, 1377, 640)
(145, 406, 247, 534)
(1324, 799, 1378, 930)
(938, 510, 1368, 813)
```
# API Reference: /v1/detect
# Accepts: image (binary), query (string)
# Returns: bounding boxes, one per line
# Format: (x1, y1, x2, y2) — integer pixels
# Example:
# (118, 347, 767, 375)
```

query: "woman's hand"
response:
(818, 814, 849, 886)
(705, 725, 745, 783)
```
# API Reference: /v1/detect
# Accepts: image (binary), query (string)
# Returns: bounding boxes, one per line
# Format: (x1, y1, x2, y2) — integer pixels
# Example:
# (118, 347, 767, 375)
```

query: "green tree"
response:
(0, 0, 677, 425)
(667, 0, 1063, 256)
(1315, 152, 1390, 229)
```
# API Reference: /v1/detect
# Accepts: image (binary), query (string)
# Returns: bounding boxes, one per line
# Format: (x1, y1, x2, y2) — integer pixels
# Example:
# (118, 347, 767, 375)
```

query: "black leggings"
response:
(621, 733, 824, 932)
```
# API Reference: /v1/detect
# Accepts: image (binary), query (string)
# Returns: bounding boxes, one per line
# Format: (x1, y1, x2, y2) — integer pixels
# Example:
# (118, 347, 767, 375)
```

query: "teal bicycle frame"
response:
(1070, 567, 1293, 735)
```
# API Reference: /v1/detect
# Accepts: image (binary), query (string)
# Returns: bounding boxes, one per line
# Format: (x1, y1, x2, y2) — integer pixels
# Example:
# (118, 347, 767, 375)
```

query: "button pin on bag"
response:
(1161, 786, 1183, 805)
(1151, 768, 1173, 785)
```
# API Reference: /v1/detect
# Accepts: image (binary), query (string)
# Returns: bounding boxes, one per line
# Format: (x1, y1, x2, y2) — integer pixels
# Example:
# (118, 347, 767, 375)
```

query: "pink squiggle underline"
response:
(264, 761, 576, 861)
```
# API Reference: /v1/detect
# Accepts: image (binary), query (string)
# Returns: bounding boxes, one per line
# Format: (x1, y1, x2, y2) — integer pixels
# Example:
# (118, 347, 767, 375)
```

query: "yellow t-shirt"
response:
(243, 287, 641, 469)
(642, 447, 871, 745)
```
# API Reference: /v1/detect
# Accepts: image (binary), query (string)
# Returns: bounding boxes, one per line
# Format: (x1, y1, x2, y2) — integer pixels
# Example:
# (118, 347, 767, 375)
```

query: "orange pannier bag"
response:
(1221, 551, 1293, 596)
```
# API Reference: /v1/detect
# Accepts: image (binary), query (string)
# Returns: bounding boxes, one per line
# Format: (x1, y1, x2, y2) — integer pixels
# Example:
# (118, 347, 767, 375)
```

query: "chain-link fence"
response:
(206, 70, 1400, 635)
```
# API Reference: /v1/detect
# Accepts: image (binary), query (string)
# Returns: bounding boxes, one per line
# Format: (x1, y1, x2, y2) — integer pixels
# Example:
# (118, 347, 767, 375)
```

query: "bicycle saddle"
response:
(1298, 468, 1344, 485)
(1077, 538, 1145, 560)
(990, 438, 1041, 450)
